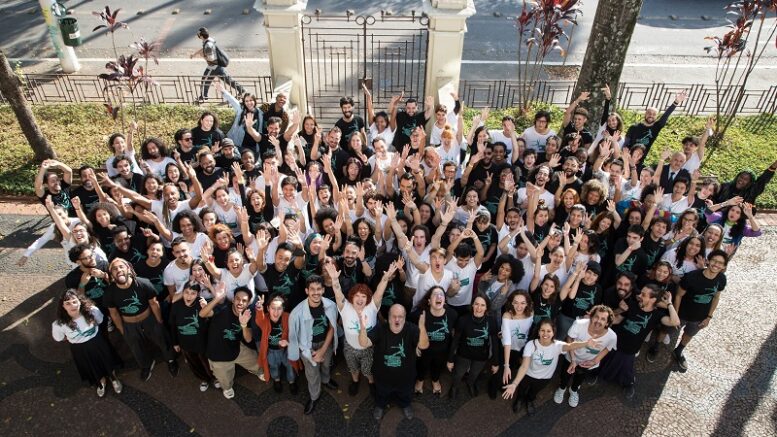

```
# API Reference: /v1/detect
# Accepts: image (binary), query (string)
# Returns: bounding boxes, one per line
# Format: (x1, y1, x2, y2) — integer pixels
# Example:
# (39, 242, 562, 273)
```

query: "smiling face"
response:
(343, 243, 359, 267)
(109, 261, 130, 285)
(685, 237, 702, 258)
(540, 278, 556, 298)
(306, 281, 324, 306)
(590, 309, 609, 333)
(497, 262, 512, 281)
(200, 115, 214, 131)
(472, 297, 487, 317)
(511, 294, 528, 315)
(233, 291, 250, 315)
(654, 264, 671, 282)
(429, 288, 445, 310)
(704, 226, 722, 247)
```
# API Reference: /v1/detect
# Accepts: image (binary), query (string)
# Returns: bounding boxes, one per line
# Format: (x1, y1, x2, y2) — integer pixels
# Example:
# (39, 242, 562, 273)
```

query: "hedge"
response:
(1, 103, 775, 207)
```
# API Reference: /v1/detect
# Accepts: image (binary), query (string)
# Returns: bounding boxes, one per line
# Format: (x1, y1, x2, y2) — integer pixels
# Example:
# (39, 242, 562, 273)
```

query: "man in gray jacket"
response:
(289, 275, 339, 414)
(191, 27, 245, 102)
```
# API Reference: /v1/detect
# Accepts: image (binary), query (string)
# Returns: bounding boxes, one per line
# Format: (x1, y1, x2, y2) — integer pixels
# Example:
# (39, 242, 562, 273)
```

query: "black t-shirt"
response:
(65, 260, 109, 304)
(196, 167, 225, 191)
(261, 264, 301, 304)
(72, 185, 100, 214)
(206, 304, 253, 362)
(614, 238, 649, 277)
(562, 122, 594, 148)
(268, 319, 284, 350)
(368, 321, 420, 386)
(169, 299, 208, 354)
(410, 307, 457, 353)
(257, 136, 289, 160)
(678, 270, 726, 322)
(641, 233, 666, 268)
(215, 154, 241, 173)
(392, 111, 428, 149)
(603, 287, 631, 311)
(613, 296, 668, 354)
(450, 314, 498, 362)
(475, 224, 499, 272)
(104, 277, 156, 317)
(191, 127, 224, 149)
(134, 259, 170, 300)
(532, 291, 560, 325)
(335, 257, 367, 292)
(309, 303, 329, 344)
(177, 145, 202, 165)
(40, 181, 74, 216)
(335, 116, 366, 148)
(114, 173, 144, 194)
(320, 146, 352, 186)
(109, 237, 148, 265)
(561, 282, 602, 318)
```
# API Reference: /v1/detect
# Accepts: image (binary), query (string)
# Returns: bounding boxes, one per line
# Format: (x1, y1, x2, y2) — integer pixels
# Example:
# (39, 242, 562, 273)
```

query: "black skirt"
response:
(69, 334, 120, 386)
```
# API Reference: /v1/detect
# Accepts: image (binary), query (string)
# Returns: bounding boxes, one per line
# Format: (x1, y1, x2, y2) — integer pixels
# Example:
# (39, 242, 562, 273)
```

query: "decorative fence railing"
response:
(0, 74, 275, 105)
(458, 80, 777, 117)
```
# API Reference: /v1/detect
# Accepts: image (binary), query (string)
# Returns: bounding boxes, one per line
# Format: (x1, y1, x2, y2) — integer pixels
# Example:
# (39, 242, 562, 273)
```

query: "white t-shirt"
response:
(151, 199, 192, 227)
(403, 246, 430, 289)
(144, 157, 176, 178)
(516, 253, 535, 291)
(660, 194, 691, 217)
(105, 148, 142, 178)
(682, 152, 701, 173)
(430, 113, 459, 146)
(368, 153, 394, 176)
(220, 265, 257, 301)
(520, 126, 556, 154)
(214, 203, 241, 236)
(566, 319, 617, 369)
(173, 232, 210, 260)
(51, 306, 103, 344)
(163, 262, 190, 295)
(516, 187, 555, 213)
(413, 269, 454, 310)
(444, 258, 480, 307)
(523, 339, 566, 379)
(368, 124, 396, 150)
(660, 249, 699, 278)
(340, 300, 378, 350)
(501, 316, 534, 351)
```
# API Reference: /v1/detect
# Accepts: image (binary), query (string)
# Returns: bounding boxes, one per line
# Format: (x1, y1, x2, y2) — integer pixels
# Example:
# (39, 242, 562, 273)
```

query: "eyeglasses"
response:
(182, 137, 193, 142)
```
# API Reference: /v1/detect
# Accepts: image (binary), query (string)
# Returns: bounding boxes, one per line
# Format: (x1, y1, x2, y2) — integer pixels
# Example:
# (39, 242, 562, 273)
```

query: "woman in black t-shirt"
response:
(191, 111, 225, 150)
(447, 294, 499, 399)
(169, 283, 215, 392)
(411, 286, 458, 396)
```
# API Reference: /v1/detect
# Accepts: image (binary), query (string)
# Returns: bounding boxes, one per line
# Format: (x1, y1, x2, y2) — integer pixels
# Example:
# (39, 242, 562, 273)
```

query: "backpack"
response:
(215, 44, 230, 68)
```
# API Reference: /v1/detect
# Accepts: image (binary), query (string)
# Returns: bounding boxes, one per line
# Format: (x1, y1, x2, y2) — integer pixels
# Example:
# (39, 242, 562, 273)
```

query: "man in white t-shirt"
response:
(444, 228, 484, 315)
(520, 111, 556, 155)
(553, 305, 617, 408)
(163, 238, 193, 298)
(681, 117, 712, 173)
(515, 165, 555, 214)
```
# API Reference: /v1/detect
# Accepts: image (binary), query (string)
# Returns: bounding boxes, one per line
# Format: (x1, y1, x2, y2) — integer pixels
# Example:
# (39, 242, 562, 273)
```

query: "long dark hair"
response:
(416, 285, 446, 313)
(56, 289, 97, 330)
(532, 273, 560, 305)
(675, 236, 706, 269)
(722, 205, 746, 240)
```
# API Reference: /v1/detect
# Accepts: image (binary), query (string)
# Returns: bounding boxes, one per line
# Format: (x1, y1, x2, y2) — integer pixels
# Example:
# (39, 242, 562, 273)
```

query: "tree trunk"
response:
(574, 0, 643, 130)
(0, 50, 56, 161)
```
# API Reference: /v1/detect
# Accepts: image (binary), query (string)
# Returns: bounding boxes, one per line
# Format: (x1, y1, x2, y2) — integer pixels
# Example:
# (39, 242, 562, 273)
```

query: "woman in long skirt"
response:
(51, 289, 122, 398)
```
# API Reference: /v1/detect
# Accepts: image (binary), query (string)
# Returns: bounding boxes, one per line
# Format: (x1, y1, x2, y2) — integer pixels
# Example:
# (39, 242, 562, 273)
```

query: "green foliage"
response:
(1, 103, 775, 208)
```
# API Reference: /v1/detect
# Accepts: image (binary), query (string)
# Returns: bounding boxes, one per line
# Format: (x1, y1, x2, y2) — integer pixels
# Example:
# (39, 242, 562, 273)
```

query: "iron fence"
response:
(0, 74, 274, 105)
(458, 79, 777, 117)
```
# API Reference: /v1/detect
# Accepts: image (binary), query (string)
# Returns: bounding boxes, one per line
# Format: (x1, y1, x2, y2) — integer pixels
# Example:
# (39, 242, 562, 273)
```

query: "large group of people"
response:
(30, 78, 776, 420)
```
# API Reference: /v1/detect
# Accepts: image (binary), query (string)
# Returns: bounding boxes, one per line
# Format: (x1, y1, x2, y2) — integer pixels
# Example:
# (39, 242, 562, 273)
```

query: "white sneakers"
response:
(553, 387, 580, 407)
(111, 379, 123, 394)
(568, 390, 580, 408)
(199, 382, 209, 392)
(223, 388, 235, 399)
(554, 387, 565, 404)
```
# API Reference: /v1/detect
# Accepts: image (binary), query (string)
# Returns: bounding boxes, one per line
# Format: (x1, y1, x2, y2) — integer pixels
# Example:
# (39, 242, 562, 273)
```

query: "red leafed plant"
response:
(514, 0, 583, 113)
(702, 0, 777, 163)
(92, 6, 128, 59)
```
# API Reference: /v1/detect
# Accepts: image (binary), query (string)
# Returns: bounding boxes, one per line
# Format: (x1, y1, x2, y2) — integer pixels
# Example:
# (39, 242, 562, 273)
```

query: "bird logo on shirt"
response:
(384, 339, 406, 368)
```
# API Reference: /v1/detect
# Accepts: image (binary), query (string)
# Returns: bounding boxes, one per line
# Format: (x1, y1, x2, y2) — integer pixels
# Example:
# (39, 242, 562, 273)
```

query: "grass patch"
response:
(1, 103, 775, 207)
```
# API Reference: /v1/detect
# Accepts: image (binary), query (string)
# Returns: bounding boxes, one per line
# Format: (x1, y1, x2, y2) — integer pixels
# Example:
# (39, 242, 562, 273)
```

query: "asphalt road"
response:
(2, 0, 775, 86)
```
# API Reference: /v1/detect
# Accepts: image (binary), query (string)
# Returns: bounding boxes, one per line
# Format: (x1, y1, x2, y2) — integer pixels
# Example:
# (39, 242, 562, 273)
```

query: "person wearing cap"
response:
(599, 283, 679, 398)
(215, 138, 241, 172)
(557, 260, 603, 340)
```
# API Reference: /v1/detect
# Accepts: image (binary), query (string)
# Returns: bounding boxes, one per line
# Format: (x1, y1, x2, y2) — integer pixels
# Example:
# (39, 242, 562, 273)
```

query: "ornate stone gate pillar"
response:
(256, 0, 308, 112)
(422, 0, 476, 105)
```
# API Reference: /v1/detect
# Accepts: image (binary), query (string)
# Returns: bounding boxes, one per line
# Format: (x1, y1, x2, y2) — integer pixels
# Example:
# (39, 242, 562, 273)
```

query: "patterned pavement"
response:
(0, 211, 775, 437)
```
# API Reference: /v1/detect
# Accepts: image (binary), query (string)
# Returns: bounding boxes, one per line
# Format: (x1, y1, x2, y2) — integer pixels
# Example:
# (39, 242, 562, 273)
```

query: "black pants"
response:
(182, 349, 214, 383)
(375, 381, 412, 408)
(449, 304, 471, 319)
(451, 356, 487, 388)
(489, 349, 522, 396)
(122, 314, 175, 369)
(516, 375, 551, 403)
(557, 356, 595, 392)
(200, 66, 245, 99)
(416, 348, 447, 383)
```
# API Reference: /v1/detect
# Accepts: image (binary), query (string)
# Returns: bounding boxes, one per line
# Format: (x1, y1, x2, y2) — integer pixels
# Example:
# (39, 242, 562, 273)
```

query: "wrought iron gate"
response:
(301, 11, 429, 127)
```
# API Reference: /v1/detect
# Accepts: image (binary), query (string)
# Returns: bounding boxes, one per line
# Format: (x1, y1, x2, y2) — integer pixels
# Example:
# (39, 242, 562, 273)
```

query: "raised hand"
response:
(602, 84, 611, 100)
(238, 308, 252, 326)
(675, 89, 689, 105)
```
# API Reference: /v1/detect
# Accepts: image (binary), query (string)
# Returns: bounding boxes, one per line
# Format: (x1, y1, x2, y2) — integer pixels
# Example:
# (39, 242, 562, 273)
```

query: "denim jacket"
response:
(288, 297, 338, 363)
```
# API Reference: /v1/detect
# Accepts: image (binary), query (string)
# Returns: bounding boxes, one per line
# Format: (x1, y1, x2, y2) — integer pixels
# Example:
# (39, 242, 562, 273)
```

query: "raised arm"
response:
(562, 91, 590, 127)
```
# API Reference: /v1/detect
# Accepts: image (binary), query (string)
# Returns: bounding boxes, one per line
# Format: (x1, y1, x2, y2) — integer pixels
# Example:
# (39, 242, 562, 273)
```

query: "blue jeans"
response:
(267, 348, 295, 382)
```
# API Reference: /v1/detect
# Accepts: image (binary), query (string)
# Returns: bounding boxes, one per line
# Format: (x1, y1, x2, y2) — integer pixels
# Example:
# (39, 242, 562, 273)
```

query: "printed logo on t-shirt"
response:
(269, 324, 282, 346)
(274, 272, 294, 296)
(534, 304, 551, 323)
(178, 315, 200, 336)
(120, 291, 143, 314)
(460, 277, 470, 286)
(534, 351, 553, 366)
(312, 314, 329, 337)
(635, 131, 653, 146)
(622, 313, 652, 335)
(574, 290, 597, 311)
(74, 324, 97, 339)
(87, 278, 106, 299)
(383, 339, 406, 368)
(617, 256, 637, 273)
(693, 284, 720, 304)
(428, 318, 450, 342)
(223, 323, 242, 341)
(466, 325, 489, 347)
(512, 327, 527, 341)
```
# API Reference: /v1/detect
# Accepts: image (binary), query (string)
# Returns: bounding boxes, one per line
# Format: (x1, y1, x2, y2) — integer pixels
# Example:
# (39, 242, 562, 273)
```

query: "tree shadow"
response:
(710, 323, 777, 437)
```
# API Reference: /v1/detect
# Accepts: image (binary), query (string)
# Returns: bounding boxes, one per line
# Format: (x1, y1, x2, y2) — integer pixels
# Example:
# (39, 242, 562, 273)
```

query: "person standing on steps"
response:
(191, 27, 245, 103)
(288, 275, 340, 415)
